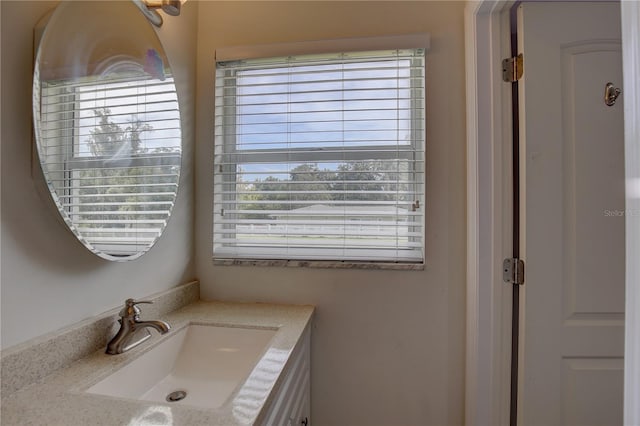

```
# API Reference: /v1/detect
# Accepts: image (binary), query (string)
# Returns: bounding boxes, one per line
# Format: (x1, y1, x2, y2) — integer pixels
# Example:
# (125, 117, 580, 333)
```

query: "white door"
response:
(518, 3, 625, 426)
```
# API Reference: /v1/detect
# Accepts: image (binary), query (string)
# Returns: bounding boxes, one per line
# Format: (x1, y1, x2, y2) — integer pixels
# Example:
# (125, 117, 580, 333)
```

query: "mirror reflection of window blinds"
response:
(39, 76, 181, 256)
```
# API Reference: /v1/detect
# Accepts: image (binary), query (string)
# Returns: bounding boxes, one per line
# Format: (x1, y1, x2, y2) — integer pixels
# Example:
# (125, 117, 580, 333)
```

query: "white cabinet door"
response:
(518, 3, 625, 425)
(259, 324, 311, 426)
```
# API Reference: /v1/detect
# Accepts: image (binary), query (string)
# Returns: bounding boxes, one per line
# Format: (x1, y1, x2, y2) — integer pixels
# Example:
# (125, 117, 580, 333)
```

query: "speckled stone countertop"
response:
(0, 300, 314, 426)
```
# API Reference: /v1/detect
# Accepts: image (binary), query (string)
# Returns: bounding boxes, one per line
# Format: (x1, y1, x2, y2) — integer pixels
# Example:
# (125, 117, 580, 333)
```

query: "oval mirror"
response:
(33, 1, 182, 261)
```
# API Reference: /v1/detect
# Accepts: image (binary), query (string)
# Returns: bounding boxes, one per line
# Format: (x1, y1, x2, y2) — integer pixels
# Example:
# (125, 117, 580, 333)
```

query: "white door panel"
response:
(518, 3, 624, 425)
(562, 357, 624, 426)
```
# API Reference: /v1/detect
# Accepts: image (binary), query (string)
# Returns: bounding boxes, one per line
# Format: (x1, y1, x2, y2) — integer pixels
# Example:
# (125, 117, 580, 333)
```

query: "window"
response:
(214, 46, 425, 263)
(37, 68, 181, 257)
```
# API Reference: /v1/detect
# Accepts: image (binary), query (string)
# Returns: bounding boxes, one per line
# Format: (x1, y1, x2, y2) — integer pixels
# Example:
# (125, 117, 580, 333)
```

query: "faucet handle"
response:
(119, 298, 153, 318)
(129, 299, 153, 305)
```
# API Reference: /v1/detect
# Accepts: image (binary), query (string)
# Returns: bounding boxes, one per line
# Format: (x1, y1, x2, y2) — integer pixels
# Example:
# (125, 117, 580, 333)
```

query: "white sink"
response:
(86, 324, 277, 409)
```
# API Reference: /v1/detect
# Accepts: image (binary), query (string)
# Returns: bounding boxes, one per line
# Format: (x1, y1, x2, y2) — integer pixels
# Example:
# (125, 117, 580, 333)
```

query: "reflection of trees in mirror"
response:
(86, 108, 151, 157)
(74, 109, 179, 254)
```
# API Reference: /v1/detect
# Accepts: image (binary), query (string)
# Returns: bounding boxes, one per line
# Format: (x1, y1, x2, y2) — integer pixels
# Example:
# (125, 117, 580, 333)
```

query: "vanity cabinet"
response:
(260, 324, 311, 426)
(1, 294, 314, 426)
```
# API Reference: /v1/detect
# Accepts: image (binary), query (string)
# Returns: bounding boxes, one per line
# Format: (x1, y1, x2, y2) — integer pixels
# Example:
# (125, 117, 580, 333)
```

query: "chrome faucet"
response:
(106, 299, 170, 355)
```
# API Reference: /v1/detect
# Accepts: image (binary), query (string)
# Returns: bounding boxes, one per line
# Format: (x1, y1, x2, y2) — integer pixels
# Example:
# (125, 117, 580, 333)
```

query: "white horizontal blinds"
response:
(214, 49, 425, 262)
(39, 75, 181, 257)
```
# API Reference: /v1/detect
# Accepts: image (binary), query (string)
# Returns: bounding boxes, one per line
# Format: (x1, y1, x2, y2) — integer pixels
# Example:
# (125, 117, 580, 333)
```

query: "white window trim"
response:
(215, 34, 430, 62)
(213, 37, 429, 268)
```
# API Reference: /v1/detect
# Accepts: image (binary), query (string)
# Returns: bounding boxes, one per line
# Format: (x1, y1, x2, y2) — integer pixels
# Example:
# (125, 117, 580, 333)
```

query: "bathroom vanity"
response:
(0, 283, 313, 426)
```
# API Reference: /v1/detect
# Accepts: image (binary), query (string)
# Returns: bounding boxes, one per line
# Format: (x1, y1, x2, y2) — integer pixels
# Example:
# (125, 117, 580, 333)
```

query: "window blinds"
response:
(214, 49, 425, 262)
(37, 76, 181, 257)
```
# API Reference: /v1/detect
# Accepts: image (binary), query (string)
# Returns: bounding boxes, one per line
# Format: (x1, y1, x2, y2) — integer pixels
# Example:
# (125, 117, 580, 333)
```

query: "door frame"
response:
(464, 1, 640, 425)
(464, 2, 514, 425)
(620, 2, 640, 424)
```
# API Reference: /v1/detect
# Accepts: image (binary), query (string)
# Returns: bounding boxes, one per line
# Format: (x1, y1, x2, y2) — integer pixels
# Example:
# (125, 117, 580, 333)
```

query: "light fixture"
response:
(133, 0, 186, 27)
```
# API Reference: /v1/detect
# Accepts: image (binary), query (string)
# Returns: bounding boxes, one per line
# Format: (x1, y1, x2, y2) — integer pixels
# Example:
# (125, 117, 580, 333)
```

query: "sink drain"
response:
(166, 390, 187, 402)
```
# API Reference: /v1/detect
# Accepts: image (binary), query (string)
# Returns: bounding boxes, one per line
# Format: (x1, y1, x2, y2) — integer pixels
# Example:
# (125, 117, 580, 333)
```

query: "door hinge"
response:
(502, 54, 523, 82)
(503, 258, 525, 285)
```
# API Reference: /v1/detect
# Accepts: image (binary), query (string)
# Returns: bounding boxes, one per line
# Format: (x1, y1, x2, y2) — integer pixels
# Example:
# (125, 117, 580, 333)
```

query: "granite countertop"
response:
(0, 300, 314, 426)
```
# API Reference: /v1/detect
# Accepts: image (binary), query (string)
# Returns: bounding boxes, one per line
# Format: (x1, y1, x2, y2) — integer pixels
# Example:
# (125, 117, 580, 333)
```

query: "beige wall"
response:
(195, 2, 467, 425)
(0, 1, 197, 349)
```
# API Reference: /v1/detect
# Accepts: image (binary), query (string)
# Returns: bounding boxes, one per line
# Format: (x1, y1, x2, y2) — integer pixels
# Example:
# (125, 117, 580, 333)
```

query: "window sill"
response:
(212, 258, 425, 271)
